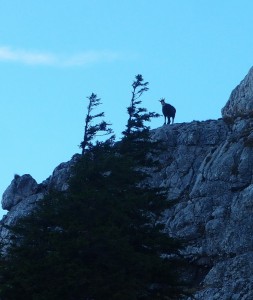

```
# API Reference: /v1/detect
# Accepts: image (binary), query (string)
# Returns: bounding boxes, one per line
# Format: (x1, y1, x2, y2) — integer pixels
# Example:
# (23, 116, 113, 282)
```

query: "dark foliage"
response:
(80, 93, 113, 155)
(121, 74, 162, 167)
(0, 75, 192, 300)
(122, 74, 160, 137)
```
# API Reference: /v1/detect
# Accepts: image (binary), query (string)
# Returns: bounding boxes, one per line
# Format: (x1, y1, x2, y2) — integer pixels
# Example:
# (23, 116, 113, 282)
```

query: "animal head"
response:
(159, 98, 166, 106)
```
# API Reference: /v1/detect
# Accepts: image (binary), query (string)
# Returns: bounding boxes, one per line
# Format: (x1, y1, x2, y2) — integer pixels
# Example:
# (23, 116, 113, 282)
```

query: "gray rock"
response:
(0, 154, 81, 237)
(222, 66, 253, 118)
(152, 116, 253, 299)
(193, 253, 253, 300)
(2, 174, 38, 210)
(47, 153, 81, 191)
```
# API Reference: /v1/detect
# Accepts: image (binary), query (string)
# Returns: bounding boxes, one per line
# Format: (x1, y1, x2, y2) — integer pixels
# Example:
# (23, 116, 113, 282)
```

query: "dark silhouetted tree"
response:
(80, 92, 113, 155)
(123, 74, 159, 137)
(121, 74, 161, 166)
(0, 78, 192, 300)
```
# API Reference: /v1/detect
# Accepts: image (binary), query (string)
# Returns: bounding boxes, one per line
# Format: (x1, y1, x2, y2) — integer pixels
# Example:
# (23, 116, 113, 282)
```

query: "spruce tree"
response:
(123, 74, 160, 137)
(0, 78, 192, 300)
(121, 74, 162, 167)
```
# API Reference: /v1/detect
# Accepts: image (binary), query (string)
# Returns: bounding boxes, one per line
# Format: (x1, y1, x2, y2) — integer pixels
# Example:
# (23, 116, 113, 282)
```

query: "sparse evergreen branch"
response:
(123, 74, 160, 137)
(132, 74, 149, 100)
(121, 75, 162, 168)
(80, 93, 113, 155)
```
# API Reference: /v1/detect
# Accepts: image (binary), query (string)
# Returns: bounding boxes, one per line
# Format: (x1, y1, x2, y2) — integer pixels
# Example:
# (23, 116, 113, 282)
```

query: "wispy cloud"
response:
(0, 46, 122, 67)
(62, 51, 121, 67)
(0, 46, 56, 65)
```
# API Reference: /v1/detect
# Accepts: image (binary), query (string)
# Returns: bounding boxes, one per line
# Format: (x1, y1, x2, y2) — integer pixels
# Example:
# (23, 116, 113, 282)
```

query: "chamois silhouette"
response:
(160, 98, 176, 125)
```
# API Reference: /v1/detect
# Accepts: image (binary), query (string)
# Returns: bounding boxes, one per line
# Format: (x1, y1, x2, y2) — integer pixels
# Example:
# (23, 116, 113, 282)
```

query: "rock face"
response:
(222, 66, 253, 118)
(2, 67, 253, 299)
(2, 174, 38, 211)
(152, 117, 253, 299)
(0, 154, 80, 240)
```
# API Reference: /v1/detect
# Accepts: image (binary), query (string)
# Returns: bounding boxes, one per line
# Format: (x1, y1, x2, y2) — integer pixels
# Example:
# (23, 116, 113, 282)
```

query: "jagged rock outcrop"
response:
(222, 66, 253, 119)
(2, 67, 253, 299)
(2, 174, 38, 211)
(0, 154, 80, 240)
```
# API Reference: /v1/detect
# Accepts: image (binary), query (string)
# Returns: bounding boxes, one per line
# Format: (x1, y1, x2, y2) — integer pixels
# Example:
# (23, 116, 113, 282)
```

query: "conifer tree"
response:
(80, 92, 113, 154)
(0, 78, 192, 300)
(121, 74, 161, 166)
(123, 74, 159, 137)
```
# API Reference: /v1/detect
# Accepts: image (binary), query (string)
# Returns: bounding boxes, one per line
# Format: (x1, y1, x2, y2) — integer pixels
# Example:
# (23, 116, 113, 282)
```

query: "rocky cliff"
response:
(2, 67, 253, 299)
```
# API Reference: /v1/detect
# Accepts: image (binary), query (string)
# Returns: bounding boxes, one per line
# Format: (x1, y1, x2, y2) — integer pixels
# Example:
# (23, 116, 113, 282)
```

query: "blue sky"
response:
(1, 0, 253, 217)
